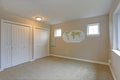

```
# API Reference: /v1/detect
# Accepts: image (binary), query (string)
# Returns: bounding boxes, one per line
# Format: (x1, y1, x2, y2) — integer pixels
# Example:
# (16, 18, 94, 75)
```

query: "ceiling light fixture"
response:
(36, 17, 42, 21)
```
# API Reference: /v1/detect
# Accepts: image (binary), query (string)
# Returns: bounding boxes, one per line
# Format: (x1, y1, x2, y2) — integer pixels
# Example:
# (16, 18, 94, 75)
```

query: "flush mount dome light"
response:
(36, 17, 42, 21)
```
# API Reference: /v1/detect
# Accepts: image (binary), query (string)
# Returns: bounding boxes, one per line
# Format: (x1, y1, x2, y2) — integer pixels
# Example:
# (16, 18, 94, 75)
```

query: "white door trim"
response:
(1, 19, 32, 28)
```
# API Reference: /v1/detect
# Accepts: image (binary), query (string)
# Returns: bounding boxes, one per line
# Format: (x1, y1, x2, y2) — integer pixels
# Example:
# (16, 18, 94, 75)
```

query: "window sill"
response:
(87, 34, 100, 37)
(112, 49, 120, 56)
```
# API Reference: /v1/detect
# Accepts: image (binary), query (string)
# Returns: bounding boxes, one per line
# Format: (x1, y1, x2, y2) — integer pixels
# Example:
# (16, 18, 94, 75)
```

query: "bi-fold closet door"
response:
(33, 27, 49, 60)
(1, 22, 12, 69)
(1, 21, 31, 69)
(12, 24, 31, 66)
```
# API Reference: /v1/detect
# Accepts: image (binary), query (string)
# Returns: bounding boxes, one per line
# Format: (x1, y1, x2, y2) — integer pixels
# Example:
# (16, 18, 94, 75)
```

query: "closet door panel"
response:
(12, 25, 30, 66)
(34, 28, 49, 59)
(34, 29, 41, 59)
(12, 25, 21, 66)
(1, 22, 12, 69)
(39, 29, 49, 57)
(21, 26, 30, 62)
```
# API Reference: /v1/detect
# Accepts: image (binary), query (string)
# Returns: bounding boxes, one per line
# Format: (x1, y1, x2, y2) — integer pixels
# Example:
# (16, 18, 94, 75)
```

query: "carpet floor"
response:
(0, 56, 113, 80)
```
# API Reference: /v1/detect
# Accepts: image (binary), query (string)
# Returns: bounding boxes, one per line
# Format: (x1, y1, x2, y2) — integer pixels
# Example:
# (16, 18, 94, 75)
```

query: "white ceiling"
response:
(0, 0, 114, 24)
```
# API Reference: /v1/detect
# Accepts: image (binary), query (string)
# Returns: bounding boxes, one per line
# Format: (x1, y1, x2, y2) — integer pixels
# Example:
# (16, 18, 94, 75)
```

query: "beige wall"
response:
(109, 0, 120, 80)
(50, 15, 109, 63)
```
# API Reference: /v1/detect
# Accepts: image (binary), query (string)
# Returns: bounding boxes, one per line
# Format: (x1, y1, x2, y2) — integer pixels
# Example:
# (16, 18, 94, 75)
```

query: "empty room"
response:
(0, 0, 120, 80)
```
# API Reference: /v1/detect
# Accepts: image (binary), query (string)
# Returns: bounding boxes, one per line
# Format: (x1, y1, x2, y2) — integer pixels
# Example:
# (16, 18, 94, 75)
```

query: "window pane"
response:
(87, 23, 100, 35)
(54, 29, 62, 37)
(118, 15, 120, 49)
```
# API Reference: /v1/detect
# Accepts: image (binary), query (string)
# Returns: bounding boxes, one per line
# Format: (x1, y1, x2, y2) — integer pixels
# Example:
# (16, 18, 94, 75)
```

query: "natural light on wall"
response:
(54, 28, 62, 37)
(87, 23, 100, 36)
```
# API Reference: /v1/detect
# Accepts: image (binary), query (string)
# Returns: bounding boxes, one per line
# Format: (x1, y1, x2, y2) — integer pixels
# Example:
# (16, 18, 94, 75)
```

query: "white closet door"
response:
(21, 26, 31, 62)
(34, 28, 49, 59)
(12, 24, 30, 66)
(1, 22, 12, 69)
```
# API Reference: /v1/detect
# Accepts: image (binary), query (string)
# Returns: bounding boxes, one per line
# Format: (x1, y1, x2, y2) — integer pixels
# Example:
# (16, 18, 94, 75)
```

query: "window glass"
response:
(87, 23, 100, 36)
(54, 28, 62, 37)
(118, 16, 120, 50)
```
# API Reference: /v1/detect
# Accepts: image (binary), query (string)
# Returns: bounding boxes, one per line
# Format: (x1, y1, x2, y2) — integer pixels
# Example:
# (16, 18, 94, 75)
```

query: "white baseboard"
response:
(30, 59, 36, 62)
(108, 64, 117, 80)
(50, 54, 109, 65)
(30, 55, 49, 62)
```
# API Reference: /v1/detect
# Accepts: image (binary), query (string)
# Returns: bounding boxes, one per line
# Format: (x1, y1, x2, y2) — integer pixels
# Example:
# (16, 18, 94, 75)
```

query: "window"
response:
(113, 14, 120, 51)
(54, 28, 62, 37)
(87, 23, 100, 36)
(118, 15, 120, 50)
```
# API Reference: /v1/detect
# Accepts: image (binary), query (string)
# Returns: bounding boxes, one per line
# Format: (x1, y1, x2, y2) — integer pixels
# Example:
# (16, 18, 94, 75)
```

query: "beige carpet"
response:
(0, 56, 113, 80)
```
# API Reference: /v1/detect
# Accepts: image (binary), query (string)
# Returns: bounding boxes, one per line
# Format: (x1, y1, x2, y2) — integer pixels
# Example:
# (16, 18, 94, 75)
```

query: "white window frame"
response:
(118, 15, 120, 50)
(54, 28, 62, 37)
(111, 3, 120, 55)
(87, 23, 100, 36)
